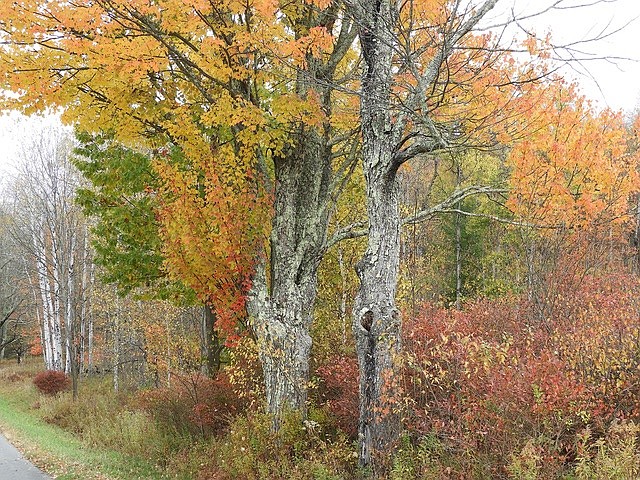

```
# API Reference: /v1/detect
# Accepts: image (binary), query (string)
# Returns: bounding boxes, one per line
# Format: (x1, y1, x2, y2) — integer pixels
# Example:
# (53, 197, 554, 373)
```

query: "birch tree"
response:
(9, 125, 92, 381)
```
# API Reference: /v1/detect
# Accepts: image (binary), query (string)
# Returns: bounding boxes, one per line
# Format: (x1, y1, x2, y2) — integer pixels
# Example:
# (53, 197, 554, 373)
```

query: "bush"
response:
(393, 273, 640, 477)
(574, 420, 640, 479)
(315, 356, 359, 437)
(211, 410, 356, 480)
(33, 370, 70, 396)
(390, 433, 446, 480)
(137, 371, 248, 438)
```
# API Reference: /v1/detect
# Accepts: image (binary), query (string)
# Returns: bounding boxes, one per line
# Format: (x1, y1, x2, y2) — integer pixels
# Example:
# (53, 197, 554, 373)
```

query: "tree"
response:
(88, 279, 204, 391)
(73, 132, 175, 298)
(344, 0, 634, 472)
(506, 84, 640, 323)
(0, 0, 359, 422)
(0, 207, 25, 360)
(73, 133, 226, 375)
(155, 146, 266, 342)
(8, 125, 93, 399)
(344, 0, 510, 469)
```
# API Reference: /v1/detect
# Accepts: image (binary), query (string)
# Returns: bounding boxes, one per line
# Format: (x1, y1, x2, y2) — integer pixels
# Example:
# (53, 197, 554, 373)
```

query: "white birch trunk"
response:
(64, 233, 76, 374)
(51, 300, 63, 372)
(88, 316, 94, 375)
(87, 260, 95, 374)
(338, 247, 348, 346)
(50, 242, 63, 372)
(38, 273, 54, 370)
(35, 229, 58, 370)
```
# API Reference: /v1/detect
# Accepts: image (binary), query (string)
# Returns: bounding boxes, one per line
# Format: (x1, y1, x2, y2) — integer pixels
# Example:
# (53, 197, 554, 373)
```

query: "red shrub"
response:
(137, 371, 248, 437)
(33, 370, 71, 396)
(315, 356, 359, 437)
(397, 273, 640, 476)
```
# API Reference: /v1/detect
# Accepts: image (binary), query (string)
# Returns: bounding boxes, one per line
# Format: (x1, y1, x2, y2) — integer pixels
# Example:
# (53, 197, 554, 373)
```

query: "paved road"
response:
(0, 433, 51, 480)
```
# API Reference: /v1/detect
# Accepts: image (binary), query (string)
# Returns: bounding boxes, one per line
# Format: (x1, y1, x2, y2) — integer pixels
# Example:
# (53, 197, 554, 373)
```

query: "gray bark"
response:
(245, 14, 357, 423)
(352, 180, 402, 470)
(350, 0, 402, 470)
(247, 125, 331, 423)
(347, 0, 500, 472)
(248, 263, 314, 421)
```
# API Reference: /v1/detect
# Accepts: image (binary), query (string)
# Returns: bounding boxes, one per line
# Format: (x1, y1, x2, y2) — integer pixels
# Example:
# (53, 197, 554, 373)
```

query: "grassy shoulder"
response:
(0, 358, 171, 480)
(0, 357, 357, 480)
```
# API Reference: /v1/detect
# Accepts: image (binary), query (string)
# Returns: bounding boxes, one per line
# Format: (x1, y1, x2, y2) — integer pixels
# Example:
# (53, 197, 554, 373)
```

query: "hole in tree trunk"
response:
(361, 310, 373, 332)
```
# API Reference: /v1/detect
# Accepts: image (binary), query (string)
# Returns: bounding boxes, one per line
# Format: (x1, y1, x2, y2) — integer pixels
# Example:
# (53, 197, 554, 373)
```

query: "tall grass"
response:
(0, 358, 171, 479)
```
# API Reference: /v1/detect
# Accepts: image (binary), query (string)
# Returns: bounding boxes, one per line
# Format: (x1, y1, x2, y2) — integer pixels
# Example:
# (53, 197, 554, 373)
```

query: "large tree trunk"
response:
(350, 0, 402, 472)
(248, 264, 315, 421)
(353, 179, 402, 471)
(245, 11, 356, 427)
(247, 122, 332, 423)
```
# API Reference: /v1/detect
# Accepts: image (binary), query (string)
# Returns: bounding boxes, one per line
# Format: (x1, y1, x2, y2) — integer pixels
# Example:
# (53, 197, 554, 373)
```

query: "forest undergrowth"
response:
(2, 273, 640, 479)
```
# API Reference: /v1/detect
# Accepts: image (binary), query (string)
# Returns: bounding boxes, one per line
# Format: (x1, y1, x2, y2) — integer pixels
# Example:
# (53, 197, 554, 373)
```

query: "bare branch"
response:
(326, 221, 368, 248)
(392, 0, 500, 154)
(326, 184, 510, 248)
(402, 185, 507, 225)
(434, 208, 560, 229)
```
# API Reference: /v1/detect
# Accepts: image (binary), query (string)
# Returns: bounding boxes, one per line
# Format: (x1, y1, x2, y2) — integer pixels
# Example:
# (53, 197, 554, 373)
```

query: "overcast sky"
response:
(1, 0, 639, 177)
(498, 0, 640, 111)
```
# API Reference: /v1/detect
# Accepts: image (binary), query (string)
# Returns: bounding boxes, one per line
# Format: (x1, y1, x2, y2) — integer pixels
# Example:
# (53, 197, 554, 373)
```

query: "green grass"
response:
(0, 359, 171, 480)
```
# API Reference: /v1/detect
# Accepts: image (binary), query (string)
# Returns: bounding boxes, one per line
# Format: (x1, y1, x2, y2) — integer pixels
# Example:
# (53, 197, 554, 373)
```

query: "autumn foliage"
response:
(4, 0, 640, 477)
(33, 371, 71, 396)
(315, 356, 359, 437)
(507, 84, 639, 228)
(156, 148, 269, 341)
(137, 372, 249, 437)
(404, 275, 640, 474)
(312, 272, 640, 476)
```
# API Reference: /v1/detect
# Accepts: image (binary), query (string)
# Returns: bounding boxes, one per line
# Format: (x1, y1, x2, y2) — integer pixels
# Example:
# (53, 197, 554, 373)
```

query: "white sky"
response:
(490, 0, 640, 112)
(0, 112, 61, 179)
(1, 0, 639, 177)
